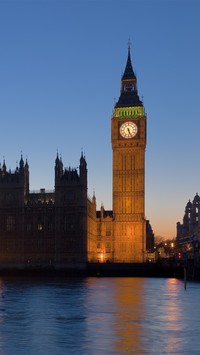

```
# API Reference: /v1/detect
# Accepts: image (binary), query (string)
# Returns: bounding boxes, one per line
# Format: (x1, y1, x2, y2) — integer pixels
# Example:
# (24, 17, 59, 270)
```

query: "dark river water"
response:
(0, 276, 199, 354)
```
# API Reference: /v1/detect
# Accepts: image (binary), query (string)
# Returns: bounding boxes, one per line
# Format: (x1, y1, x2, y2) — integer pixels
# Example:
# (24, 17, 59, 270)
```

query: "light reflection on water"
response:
(0, 277, 199, 354)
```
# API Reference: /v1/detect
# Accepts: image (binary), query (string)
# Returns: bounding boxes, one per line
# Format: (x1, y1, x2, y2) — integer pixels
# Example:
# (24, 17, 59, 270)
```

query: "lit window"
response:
(106, 223, 111, 236)
(38, 224, 43, 231)
(105, 242, 111, 253)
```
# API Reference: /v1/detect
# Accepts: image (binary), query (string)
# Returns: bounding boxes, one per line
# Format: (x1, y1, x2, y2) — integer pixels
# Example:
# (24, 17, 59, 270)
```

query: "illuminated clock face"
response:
(120, 122, 138, 139)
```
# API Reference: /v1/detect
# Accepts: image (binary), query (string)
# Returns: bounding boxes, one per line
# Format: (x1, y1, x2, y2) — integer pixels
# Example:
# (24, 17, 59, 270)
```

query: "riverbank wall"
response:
(0, 261, 184, 278)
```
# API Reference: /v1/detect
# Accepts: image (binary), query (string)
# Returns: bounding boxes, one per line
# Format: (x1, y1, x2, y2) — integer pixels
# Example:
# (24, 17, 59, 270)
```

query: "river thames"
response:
(0, 276, 199, 354)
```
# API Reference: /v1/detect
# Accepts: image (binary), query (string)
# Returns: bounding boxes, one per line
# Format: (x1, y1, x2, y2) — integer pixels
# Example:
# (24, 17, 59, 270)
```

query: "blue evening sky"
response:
(0, 0, 199, 239)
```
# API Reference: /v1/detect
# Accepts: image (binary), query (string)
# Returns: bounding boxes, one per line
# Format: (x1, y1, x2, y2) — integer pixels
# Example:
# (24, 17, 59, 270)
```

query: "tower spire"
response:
(121, 41, 136, 81)
(115, 45, 143, 108)
(128, 37, 131, 51)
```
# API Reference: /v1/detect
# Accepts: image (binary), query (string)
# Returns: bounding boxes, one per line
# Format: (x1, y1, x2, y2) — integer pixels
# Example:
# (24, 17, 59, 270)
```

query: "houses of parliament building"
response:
(0, 48, 154, 270)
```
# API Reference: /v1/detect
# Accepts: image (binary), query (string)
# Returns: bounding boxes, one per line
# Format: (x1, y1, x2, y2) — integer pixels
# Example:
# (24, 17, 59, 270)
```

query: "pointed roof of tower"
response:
(55, 152, 60, 165)
(122, 46, 136, 81)
(2, 159, 6, 173)
(115, 45, 143, 108)
(25, 158, 29, 170)
(19, 154, 24, 166)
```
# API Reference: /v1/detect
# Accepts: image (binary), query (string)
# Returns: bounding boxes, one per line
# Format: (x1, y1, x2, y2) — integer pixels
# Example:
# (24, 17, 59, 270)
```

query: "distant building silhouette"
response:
(0, 48, 154, 270)
(0, 153, 88, 268)
(177, 193, 200, 241)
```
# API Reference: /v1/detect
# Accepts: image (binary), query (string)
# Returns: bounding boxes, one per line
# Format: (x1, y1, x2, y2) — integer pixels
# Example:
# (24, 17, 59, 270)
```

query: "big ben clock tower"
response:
(111, 46, 146, 262)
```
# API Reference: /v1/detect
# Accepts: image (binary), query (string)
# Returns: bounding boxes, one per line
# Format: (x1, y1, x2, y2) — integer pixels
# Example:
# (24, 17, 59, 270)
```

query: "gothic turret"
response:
(55, 153, 63, 183)
(79, 152, 87, 184)
(19, 154, 24, 173)
(2, 160, 6, 176)
(183, 200, 192, 223)
(0, 155, 29, 207)
(24, 158, 29, 196)
(18, 155, 29, 197)
(177, 194, 200, 240)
